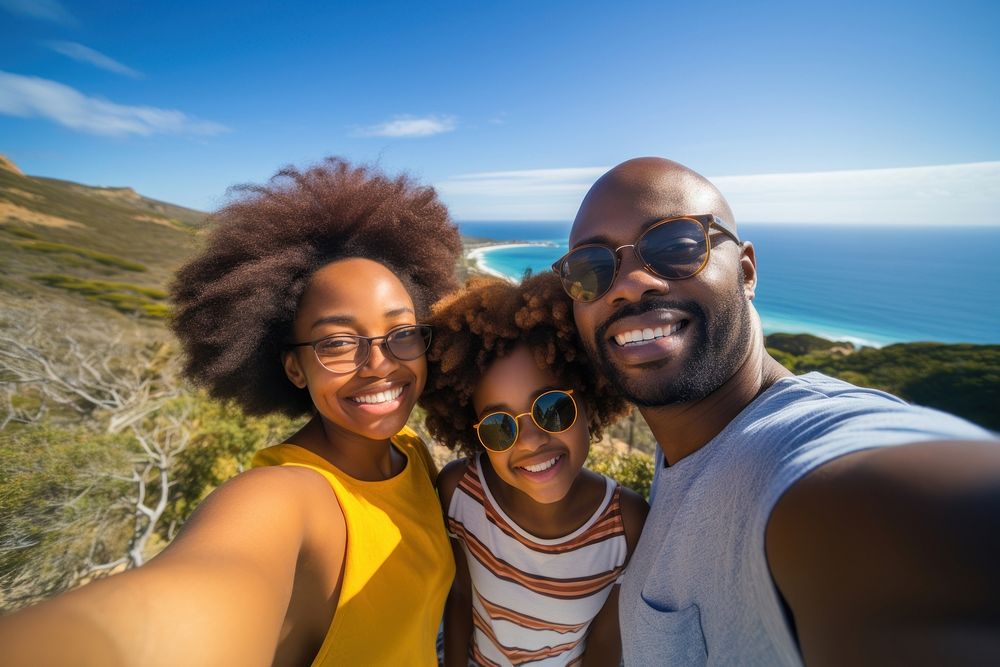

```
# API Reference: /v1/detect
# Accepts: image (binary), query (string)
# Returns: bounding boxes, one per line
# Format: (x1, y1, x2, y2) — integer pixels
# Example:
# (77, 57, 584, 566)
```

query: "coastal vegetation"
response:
(31, 274, 169, 318)
(1, 156, 996, 609)
(766, 334, 1000, 431)
(16, 240, 148, 273)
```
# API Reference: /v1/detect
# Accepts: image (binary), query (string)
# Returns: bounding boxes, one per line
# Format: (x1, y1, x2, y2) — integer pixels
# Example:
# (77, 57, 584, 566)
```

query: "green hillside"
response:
(0, 156, 206, 320)
(767, 334, 1000, 430)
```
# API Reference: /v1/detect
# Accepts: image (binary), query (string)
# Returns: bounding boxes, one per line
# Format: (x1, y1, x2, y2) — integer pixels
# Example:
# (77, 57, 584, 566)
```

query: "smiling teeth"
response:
(614, 322, 684, 347)
(351, 386, 403, 404)
(521, 456, 560, 473)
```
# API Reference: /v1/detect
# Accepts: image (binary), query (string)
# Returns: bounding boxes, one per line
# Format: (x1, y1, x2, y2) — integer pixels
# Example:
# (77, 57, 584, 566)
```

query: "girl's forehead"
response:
(475, 346, 561, 405)
(295, 259, 415, 328)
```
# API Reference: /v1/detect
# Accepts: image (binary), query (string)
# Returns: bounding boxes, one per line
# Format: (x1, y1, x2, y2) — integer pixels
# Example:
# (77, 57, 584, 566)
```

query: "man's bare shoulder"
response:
(766, 438, 1000, 665)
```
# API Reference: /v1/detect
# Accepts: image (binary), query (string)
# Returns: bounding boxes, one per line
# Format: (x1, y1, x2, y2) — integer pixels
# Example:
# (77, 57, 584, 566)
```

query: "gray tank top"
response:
(619, 372, 994, 666)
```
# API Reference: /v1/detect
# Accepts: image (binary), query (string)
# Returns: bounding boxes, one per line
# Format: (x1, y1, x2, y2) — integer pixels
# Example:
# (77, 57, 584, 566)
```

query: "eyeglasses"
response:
(473, 390, 578, 452)
(286, 324, 432, 374)
(551, 214, 741, 302)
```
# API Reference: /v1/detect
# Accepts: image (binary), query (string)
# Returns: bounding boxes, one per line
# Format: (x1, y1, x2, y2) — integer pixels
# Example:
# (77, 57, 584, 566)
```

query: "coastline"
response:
(760, 319, 885, 349)
(459, 237, 1000, 349)
(465, 241, 548, 282)
(464, 240, 889, 348)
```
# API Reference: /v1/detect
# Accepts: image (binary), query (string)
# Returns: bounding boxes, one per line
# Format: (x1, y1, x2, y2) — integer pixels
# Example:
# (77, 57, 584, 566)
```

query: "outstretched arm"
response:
(767, 439, 1000, 667)
(0, 465, 342, 667)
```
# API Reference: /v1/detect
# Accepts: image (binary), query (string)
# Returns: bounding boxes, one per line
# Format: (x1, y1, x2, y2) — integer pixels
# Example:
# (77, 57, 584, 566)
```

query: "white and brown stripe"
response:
(448, 455, 628, 666)
(457, 472, 625, 555)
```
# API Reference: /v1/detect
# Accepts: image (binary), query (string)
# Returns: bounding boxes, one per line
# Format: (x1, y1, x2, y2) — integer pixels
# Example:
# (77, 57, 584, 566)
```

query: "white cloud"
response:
(436, 162, 1000, 224)
(44, 41, 142, 78)
(0, 71, 229, 137)
(0, 0, 74, 25)
(713, 162, 1000, 224)
(357, 114, 456, 138)
(436, 167, 603, 219)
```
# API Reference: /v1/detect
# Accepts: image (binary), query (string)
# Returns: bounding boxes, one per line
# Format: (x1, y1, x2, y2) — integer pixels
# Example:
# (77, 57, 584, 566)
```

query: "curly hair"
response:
(420, 272, 628, 455)
(170, 157, 462, 416)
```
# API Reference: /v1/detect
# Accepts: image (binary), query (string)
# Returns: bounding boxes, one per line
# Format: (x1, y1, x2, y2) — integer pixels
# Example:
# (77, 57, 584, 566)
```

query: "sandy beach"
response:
(465, 242, 547, 281)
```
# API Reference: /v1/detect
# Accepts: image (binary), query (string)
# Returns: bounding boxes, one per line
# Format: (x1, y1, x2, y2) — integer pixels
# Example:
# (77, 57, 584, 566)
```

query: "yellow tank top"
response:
(251, 427, 454, 666)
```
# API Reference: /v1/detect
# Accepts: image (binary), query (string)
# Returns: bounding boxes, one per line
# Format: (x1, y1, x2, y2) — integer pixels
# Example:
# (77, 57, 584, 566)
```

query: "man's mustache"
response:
(595, 297, 706, 342)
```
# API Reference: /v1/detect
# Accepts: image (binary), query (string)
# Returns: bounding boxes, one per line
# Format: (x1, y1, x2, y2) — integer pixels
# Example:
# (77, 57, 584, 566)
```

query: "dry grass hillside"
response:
(0, 155, 207, 322)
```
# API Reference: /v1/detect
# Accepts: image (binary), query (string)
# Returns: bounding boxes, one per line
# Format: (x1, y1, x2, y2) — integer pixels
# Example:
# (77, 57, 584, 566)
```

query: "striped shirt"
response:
(447, 455, 628, 666)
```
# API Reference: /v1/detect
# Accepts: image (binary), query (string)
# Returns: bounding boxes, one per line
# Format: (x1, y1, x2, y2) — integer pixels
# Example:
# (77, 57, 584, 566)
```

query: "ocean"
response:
(458, 222, 1000, 347)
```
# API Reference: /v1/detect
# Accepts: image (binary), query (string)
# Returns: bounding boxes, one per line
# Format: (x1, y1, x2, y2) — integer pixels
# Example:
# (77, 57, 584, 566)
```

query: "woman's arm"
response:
(0, 465, 344, 667)
(436, 459, 473, 667)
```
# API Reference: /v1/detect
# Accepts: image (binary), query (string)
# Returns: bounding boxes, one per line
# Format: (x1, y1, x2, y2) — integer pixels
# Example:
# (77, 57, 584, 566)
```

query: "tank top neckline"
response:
(275, 434, 413, 486)
(473, 453, 615, 546)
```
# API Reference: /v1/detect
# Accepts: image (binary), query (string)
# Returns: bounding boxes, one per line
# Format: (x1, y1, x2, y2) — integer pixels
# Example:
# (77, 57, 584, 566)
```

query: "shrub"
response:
(16, 240, 147, 272)
(586, 445, 655, 500)
(31, 274, 168, 319)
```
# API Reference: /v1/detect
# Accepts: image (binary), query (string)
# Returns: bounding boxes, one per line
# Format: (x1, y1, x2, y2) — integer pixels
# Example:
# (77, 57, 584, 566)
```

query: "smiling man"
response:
(554, 157, 1000, 665)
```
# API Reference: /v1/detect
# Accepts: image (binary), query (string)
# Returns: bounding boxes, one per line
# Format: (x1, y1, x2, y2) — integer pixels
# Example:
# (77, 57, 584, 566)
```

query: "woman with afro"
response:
(421, 273, 649, 666)
(0, 158, 462, 666)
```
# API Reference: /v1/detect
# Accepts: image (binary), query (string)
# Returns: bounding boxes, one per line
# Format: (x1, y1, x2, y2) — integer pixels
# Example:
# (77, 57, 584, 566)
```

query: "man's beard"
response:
(586, 279, 753, 407)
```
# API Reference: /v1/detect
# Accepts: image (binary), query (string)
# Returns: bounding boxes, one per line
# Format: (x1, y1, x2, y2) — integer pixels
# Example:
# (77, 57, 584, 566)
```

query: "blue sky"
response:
(1, 0, 998, 222)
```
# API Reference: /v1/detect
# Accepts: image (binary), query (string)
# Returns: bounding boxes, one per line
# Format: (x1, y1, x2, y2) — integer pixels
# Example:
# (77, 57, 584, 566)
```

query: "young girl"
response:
(0, 159, 461, 666)
(420, 273, 649, 666)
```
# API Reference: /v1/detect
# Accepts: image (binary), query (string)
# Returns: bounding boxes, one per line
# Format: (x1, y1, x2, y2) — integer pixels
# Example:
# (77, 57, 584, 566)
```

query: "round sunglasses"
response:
(551, 214, 741, 302)
(473, 390, 578, 452)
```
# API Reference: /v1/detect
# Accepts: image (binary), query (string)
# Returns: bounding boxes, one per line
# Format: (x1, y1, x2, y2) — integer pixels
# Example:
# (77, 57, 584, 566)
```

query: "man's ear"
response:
(740, 241, 758, 301)
(282, 350, 308, 389)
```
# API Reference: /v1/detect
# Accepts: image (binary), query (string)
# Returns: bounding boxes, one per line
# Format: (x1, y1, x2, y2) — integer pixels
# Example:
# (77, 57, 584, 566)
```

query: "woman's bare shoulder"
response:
(163, 464, 343, 561)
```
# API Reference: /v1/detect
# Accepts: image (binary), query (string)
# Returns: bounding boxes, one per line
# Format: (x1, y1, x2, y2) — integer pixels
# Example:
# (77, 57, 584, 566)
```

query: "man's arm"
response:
(0, 465, 343, 667)
(766, 439, 1000, 667)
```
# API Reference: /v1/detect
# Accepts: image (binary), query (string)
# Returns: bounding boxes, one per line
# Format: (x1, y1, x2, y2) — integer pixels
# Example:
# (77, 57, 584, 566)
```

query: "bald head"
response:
(571, 157, 736, 244)
(568, 157, 758, 411)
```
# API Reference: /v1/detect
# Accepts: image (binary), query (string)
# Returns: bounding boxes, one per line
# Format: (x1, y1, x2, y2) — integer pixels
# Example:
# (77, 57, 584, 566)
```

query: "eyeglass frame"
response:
(550, 214, 742, 302)
(285, 323, 433, 374)
(472, 389, 578, 452)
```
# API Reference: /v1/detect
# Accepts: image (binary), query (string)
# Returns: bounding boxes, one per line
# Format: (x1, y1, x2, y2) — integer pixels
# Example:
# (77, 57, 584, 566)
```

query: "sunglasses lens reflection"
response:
(557, 218, 713, 301)
(558, 245, 617, 302)
(533, 392, 576, 433)
(637, 218, 708, 279)
(476, 392, 577, 452)
(478, 413, 518, 451)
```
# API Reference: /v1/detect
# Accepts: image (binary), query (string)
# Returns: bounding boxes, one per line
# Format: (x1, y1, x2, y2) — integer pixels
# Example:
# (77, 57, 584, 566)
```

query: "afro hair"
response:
(170, 157, 462, 416)
(420, 272, 628, 455)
